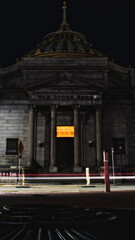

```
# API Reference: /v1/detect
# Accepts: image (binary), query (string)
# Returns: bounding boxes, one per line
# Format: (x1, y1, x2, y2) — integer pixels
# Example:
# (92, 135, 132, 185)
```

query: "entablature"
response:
(28, 89, 102, 106)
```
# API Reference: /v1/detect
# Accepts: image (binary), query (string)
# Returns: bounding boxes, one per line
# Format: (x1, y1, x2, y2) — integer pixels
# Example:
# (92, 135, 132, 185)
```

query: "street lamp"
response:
(88, 140, 95, 148)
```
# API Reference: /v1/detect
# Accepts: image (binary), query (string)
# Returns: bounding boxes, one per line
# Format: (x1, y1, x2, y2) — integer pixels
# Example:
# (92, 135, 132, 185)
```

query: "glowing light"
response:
(1, 176, 135, 180)
(57, 126, 74, 137)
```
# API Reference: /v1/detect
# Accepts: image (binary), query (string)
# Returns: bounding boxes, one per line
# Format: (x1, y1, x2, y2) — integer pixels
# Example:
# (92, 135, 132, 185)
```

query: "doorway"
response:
(56, 138, 74, 171)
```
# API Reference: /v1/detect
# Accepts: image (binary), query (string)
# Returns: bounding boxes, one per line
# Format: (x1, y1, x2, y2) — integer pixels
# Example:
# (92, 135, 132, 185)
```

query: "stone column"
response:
(34, 109, 37, 163)
(49, 105, 58, 172)
(28, 105, 35, 167)
(73, 105, 82, 172)
(81, 114, 86, 167)
(96, 106, 102, 166)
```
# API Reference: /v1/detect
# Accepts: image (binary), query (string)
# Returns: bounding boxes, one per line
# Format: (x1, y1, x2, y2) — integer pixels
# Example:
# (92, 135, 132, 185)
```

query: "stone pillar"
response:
(44, 114, 50, 168)
(81, 114, 86, 167)
(96, 106, 102, 166)
(28, 105, 35, 167)
(49, 105, 58, 172)
(73, 105, 82, 172)
(34, 109, 37, 163)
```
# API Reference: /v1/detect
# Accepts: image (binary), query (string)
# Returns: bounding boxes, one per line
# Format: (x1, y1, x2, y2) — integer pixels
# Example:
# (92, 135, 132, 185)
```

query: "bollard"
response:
(86, 168, 90, 185)
(103, 151, 110, 192)
(22, 168, 24, 186)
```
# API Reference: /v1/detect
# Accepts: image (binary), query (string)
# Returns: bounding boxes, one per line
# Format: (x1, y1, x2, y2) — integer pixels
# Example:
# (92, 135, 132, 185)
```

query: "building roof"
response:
(25, 2, 104, 58)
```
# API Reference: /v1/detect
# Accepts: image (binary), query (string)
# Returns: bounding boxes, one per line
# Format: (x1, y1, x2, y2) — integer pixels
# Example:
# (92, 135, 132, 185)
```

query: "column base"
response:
(49, 166, 58, 173)
(73, 166, 82, 172)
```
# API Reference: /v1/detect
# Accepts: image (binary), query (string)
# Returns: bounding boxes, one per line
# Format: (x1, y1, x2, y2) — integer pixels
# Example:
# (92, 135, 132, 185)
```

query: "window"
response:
(6, 138, 19, 155)
(112, 138, 125, 155)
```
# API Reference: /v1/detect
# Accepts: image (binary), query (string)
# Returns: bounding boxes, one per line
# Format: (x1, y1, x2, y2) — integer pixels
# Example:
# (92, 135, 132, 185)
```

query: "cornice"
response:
(19, 65, 109, 71)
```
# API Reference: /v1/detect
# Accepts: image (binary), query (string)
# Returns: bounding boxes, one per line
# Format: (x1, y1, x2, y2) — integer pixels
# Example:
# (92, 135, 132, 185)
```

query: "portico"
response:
(27, 91, 102, 172)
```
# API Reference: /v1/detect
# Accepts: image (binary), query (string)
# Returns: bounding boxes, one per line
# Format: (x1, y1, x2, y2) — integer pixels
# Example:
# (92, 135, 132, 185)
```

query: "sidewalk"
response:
(0, 183, 135, 210)
(1, 183, 135, 193)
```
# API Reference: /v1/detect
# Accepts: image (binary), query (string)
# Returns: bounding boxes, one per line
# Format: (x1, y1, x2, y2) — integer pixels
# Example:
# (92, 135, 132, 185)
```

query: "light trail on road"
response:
(0, 175, 135, 180)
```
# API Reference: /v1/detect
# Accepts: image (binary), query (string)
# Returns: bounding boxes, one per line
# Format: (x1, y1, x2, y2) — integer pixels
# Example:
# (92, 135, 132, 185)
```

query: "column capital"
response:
(29, 104, 37, 112)
(73, 105, 81, 111)
(50, 104, 58, 111)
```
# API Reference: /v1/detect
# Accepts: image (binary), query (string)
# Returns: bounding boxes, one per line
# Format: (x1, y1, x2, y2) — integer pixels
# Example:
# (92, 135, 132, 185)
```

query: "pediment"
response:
(25, 75, 104, 91)
(48, 77, 88, 87)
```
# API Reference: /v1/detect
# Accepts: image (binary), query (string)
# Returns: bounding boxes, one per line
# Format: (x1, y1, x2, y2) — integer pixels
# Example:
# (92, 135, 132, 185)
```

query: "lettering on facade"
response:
(32, 94, 97, 100)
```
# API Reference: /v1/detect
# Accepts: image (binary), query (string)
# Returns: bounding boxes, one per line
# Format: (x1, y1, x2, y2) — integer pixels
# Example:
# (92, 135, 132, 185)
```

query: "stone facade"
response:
(0, 105, 29, 167)
(0, 3, 135, 173)
(0, 56, 134, 173)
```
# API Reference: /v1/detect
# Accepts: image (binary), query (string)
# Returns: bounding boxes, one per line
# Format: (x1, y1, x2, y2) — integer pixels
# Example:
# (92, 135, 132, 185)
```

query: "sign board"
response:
(18, 140, 24, 156)
(57, 126, 74, 138)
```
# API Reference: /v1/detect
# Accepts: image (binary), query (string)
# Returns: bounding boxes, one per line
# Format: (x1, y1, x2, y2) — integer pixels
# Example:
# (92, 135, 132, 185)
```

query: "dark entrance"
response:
(56, 138, 74, 171)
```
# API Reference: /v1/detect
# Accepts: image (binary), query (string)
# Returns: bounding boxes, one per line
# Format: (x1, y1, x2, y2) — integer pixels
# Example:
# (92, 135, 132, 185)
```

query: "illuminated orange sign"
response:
(57, 126, 74, 138)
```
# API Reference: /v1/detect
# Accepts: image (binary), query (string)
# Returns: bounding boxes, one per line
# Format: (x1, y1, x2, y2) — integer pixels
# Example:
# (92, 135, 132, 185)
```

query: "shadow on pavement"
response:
(0, 204, 134, 239)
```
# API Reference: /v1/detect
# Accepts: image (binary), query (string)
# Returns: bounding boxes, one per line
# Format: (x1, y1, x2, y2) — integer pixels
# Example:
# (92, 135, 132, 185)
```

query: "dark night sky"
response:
(0, 0, 135, 67)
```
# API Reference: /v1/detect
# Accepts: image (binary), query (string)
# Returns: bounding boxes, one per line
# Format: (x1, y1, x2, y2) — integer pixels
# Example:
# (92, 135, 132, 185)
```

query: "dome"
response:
(25, 2, 104, 58)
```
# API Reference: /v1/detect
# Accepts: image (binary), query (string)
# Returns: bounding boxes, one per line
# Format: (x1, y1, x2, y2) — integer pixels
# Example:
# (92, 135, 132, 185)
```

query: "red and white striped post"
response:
(103, 151, 110, 192)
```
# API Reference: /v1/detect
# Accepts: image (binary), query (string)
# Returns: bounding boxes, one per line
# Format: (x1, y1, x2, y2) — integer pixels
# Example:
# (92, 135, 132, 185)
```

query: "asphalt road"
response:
(0, 184, 135, 239)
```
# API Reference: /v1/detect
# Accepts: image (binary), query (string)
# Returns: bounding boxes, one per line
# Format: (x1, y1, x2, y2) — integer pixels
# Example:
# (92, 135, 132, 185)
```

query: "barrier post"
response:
(22, 168, 25, 186)
(111, 147, 115, 184)
(103, 151, 110, 192)
(18, 158, 21, 185)
(86, 168, 90, 185)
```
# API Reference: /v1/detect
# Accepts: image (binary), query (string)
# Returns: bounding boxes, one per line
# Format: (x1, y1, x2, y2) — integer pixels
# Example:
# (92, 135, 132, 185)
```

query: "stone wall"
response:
(0, 105, 29, 167)
(103, 101, 135, 166)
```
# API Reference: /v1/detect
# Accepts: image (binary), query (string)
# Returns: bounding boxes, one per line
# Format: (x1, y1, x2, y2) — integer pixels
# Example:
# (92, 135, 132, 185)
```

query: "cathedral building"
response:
(0, 2, 135, 173)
